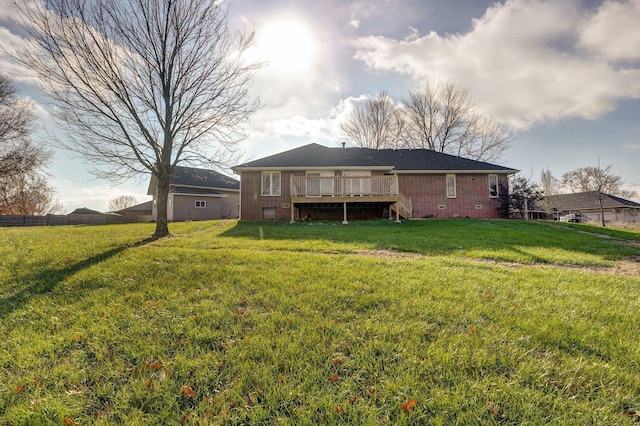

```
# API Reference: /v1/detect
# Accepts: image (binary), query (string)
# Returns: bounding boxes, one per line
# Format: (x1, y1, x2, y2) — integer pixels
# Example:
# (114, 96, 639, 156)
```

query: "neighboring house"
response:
(68, 207, 121, 225)
(114, 200, 153, 217)
(147, 166, 240, 222)
(114, 200, 153, 223)
(232, 143, 518, 222)
(535, 192, 640, 223)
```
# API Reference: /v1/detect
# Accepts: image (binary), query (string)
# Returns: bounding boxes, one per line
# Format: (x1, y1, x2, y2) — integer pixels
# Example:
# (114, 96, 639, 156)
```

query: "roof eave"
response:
(233, 166, 394, 172)
(171, 183, 239, 192)
(172, 193, 228, 198)
(392, 169, 519, 174)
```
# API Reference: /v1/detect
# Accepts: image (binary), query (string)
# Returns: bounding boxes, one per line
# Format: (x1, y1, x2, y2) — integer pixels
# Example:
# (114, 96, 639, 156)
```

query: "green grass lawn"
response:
(1, 219, 639, 425)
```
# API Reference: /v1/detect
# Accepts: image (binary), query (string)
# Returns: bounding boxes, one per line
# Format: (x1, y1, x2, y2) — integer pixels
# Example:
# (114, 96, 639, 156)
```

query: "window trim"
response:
(446, 174, 457, 198)
(488, 174, 499, 198)
(262, 171, 281, 196)
(195, 200, 206, 208)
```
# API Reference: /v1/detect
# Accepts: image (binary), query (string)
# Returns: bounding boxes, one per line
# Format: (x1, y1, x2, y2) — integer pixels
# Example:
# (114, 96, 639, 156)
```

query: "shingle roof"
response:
(69, 207, 121, 216)
(171, 166, 239, 190)
(170, 187, 227, 196)
(545, 192, 640, 211)
(69, 207, 105, 215)
(233, 143, 517, 173)
(116, 200, 153, 213)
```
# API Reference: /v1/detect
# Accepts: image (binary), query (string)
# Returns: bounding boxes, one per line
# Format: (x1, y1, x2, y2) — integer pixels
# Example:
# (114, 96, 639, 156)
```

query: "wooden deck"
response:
(289, 176, 411, 222)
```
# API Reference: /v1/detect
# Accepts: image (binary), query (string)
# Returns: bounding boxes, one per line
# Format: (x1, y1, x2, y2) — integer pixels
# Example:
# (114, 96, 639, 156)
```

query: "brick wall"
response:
(399, 173, 507, 219)
(239, 171, 302, 220)
(239, 171, 509, 221)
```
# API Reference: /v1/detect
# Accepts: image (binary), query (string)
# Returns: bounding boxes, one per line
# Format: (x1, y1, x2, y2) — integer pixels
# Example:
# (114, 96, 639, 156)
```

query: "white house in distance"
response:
(147, 166, 239, 222)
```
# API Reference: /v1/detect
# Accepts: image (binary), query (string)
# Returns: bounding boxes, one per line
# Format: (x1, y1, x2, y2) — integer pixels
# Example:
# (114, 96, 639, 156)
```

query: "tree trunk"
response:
(599, 199, 606, 227)
(153, 176, 170, 238)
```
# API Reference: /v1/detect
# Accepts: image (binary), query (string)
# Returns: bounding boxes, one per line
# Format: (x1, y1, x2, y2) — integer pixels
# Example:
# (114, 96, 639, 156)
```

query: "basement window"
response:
(195, 200, 206, 208)
(263, 208, 277, 220)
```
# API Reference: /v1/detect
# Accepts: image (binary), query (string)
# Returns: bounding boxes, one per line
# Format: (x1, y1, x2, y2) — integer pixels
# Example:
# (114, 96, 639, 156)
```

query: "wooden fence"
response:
(0, 214, 153, 227)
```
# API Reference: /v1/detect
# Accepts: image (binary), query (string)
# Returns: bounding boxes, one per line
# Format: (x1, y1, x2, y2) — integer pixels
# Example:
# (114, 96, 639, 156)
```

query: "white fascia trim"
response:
(234, 166, 392, 172)
(173, 184, 239, 192)
(172, 193, 228, 198)
(392, 169, 519, 175)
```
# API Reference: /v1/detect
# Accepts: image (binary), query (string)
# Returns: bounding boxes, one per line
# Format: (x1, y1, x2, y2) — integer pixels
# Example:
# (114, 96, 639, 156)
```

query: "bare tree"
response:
(0, 74, 47, 178)
(0, 73, 60, 215)
(562, 164, 636, 227)
(340, 91, 404, 149)
(539, 167, 562, 216)
(401, 81, 512, 162)
(0, 173, 63, 215)
(108, 195, 138, 212)
(13, 0, 261, 237)
(508, 173, 542, 219)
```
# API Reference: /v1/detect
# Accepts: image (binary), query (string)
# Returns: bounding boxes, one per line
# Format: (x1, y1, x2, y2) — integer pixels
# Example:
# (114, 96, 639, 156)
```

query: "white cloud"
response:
(351, 0, 640, 130)
(0, 28, 41, 85)
(622, 142, 640, 152)
(577, 0, 640, 62)
(53, 180, 150, 213)
(0, 0, 18, 20)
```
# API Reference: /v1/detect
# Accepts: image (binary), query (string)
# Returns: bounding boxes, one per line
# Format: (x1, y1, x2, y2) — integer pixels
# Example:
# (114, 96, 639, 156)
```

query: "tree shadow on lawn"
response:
(0, 237, 156, 319)
(219, 219, 640, 262)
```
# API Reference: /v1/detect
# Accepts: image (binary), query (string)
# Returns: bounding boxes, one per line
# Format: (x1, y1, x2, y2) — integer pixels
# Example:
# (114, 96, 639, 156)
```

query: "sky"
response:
(1, 0, 639, 212)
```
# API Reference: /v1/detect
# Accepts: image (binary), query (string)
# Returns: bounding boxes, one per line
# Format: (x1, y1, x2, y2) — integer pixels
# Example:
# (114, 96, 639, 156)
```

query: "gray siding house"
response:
(147, 166, 239, 221)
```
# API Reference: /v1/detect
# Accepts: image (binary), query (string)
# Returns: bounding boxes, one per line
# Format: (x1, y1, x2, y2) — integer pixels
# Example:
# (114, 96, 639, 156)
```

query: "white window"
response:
(489, 174, 499, 198)
(446, 174, 456, 198)
(262, 172, 281, 196)
(195, 200, 206, 208)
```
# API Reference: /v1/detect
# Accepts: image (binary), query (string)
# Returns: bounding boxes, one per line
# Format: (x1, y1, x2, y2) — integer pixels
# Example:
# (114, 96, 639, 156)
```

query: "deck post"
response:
(395, 202, 401, 223)
(342, 202, 348, 224)
(290, 202, 295, 223)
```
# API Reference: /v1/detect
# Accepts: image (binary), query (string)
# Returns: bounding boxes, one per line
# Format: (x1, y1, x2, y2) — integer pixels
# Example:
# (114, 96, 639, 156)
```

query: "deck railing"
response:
(397, 193, 413, 219)
(291, 175, 399, 198)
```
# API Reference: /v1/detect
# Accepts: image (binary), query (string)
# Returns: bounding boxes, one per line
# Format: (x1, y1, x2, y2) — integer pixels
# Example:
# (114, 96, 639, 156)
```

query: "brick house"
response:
(232, 143, 518, 222)
(147, 166, 239, 221)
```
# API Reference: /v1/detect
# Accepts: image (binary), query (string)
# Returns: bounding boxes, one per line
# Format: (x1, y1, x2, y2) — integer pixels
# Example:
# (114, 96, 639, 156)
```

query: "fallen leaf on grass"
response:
(328, 373, 339, 383)
(335, 405, 344, 413)
(13, 384, 25, 393)
(145, 360, 164, 370)
(63, 418, 74, 426)
(95, 404, 111, 418)
(401, 399, 417, 413)
(244, 394, 254, 406)
(181, 386, 195, 398)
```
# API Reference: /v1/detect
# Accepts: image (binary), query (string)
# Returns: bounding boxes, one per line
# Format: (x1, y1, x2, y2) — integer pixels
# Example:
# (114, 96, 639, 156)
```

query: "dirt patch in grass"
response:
(615, 256, 640, 277)
(353, 249, 640, 277)
(354, 249, 424, 260)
